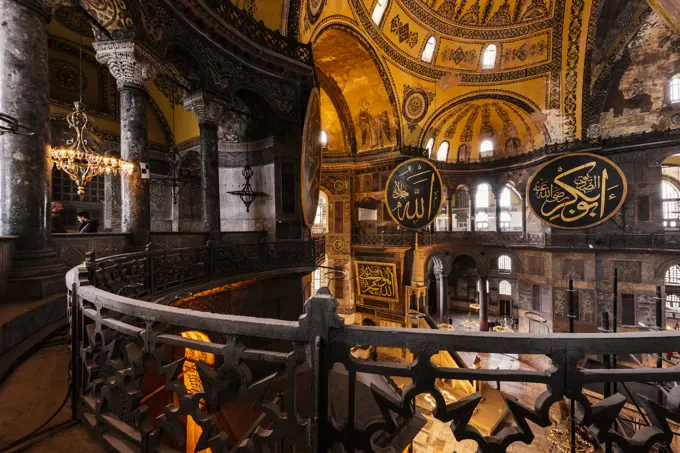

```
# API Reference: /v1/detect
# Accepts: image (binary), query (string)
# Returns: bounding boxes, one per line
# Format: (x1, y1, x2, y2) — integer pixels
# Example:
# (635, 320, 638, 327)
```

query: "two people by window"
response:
(51, 202, 98, 233)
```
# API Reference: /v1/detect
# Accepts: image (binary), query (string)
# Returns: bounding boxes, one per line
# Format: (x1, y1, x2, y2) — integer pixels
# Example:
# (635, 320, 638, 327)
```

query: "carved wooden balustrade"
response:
(86, 237, 325, 300)
(67, 253, 680, 453)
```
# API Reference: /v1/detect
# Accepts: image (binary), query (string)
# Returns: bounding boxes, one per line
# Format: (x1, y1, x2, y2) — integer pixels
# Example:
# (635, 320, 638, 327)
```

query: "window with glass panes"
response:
(662, 180, 680, 227)
(52, 168, 105, 204)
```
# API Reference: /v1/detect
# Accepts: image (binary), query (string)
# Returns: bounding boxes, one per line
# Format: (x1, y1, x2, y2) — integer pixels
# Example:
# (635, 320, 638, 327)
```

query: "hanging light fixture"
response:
(228, 134, 268, 212)
(152, 80, 197, 204)
(51, 37, 133, 196)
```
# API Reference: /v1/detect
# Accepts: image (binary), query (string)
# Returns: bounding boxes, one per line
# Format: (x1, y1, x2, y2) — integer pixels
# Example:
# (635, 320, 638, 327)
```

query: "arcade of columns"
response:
(0, 0, 226, 297)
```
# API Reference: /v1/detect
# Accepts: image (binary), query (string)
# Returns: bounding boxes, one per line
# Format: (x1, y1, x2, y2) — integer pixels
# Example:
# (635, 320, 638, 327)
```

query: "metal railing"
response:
(86, 237, 325, 299)
(66, 265, 680, 453)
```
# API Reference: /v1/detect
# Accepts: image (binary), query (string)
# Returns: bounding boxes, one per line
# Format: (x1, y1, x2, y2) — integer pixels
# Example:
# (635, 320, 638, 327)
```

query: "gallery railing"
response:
(86, 237, 325, 299)
(401, 127, 680, 171)
(67, 264, 680, 453)
(352, 231, 680, 250)
(202, 0, 312, 64)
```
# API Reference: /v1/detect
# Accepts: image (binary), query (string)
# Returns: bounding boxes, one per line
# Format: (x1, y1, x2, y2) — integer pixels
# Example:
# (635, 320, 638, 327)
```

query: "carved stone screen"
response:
(527, 153, 627, 229)
(384, 158, 444, 230)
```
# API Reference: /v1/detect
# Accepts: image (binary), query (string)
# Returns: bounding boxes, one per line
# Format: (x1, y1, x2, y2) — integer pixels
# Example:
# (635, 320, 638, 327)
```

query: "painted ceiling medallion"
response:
(333, 179, 346, 191)
(403, 85, 435, 131)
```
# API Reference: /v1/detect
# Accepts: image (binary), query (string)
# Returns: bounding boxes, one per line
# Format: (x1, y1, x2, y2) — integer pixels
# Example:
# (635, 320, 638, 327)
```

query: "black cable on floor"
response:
(0, 387, 72, 452)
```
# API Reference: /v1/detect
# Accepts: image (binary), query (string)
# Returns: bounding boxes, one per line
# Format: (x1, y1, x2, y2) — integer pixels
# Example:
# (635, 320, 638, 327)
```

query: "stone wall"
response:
(597, 13, 680, 137)
(219, 164, 276, 236)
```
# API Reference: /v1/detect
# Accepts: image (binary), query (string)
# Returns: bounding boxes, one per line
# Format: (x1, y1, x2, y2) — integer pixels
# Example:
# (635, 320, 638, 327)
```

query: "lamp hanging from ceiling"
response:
(228, 134, 268, 212)
(151, 80, 197, 204)
(51, 37, 133, 196)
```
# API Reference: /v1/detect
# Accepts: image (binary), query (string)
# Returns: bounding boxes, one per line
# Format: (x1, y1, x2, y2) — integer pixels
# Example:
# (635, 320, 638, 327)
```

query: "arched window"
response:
(666, 265, 680, 285)
(480, 139, 494, 158)
(482, 44, 497, 69)
(498, 255, 511, 272)
(475, 212, 489, 230)
(436, 141, 450, 162)
(476, 183, 490, 208)
(425, 137, 434, 158)
(421, 36, 437, 63)
(372, 0, 389, 25)
(455, 189, 470, 208)
(457, 144, 470, 162)
(320, 130, 328, 147)
(500, 187, 511, 207)
(662, 180, 680, 228)
(667, 294, 680, 313)
(671, 74, 680, 103)
(499, 280, 512, 296)
(500, 211, 512, 230)
(312, 192, 328, 234)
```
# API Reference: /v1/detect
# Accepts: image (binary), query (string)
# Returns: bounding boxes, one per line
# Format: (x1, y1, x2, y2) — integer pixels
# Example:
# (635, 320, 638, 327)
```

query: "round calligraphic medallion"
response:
(402, 89, 429, 124)
(301, 88, 323, 227)
(526, 153, 627, 230)
(384, 158, 444, 230)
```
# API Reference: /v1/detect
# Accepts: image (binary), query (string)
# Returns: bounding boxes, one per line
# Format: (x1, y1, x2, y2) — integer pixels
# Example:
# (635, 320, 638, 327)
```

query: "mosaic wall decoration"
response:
(402, 85, 435, 132)
(390, 15, 419, 49)
(301, 88, 323, 227)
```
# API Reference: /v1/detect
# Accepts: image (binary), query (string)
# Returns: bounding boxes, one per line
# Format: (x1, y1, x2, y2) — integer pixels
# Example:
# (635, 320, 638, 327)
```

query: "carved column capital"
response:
(93, 40, 163, 90)
(183, 92, 226, 125)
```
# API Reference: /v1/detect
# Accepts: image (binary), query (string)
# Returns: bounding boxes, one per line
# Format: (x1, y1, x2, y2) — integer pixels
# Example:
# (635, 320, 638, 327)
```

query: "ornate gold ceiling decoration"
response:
(428, 0, 551, 27)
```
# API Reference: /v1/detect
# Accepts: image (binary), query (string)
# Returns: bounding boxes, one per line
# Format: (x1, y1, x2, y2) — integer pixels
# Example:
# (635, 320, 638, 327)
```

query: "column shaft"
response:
(469, 196, 476, 232)
(447, 197, 453, 231)
(119, 86, 150, 238)
(495, 193, 502, 232)
(479, 277, 489, 331)
(0, 0, 51, 250)
(200, 122, 220, 235)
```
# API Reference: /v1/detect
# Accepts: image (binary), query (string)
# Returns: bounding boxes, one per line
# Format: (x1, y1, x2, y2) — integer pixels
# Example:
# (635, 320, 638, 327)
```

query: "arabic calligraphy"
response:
(301, 88, 323, 227)
(355, 261, 398, 301)
(527, 153, 627, 229)
(385, 158, 444, 230)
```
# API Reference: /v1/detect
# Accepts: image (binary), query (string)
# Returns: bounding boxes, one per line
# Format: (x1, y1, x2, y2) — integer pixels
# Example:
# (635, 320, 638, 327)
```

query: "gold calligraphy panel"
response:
(301, 88, 323, 227)
(355, 261, 398, 302)
(527, 153, 628, 229)
(384, 158, 444, 230)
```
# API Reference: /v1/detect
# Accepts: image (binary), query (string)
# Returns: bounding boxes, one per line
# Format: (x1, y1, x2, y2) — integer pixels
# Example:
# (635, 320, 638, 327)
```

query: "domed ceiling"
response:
(299, 0, 608, 160)
(427, 98, 544, 161)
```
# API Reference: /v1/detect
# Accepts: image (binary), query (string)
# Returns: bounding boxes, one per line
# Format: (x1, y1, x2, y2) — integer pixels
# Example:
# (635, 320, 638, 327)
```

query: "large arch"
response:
(311, 23, 402, 151)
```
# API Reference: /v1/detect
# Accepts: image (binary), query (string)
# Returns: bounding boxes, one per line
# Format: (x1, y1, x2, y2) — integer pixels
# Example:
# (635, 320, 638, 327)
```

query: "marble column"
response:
(94, 41, 162, 242)
(521, 197, 527, 236)
(495, 188, 502, 232)
(434, 269, 447, 323)
(0, 0, 52, 251)
(184, 92, 225, 237)
(469, 195, 476, 232)
(446, 196, 453, 232)
(479, 276, 489, 331)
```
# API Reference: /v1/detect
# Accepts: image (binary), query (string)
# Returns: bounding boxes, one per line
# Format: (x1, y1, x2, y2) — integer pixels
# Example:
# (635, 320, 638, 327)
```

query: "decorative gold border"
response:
(383, 157, 445, 231)
(354, 260, 399, 302)
(301, 87, 322, 227)
(525, 152, 628, 230)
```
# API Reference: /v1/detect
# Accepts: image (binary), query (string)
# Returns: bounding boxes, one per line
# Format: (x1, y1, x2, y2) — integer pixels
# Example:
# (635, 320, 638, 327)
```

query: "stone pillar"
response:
(495, 188, 502, 232)
(479, 275, 489, 331)
(469, 195, 476, 232)
(184, 92, 225, 238)
(446, 196, 453, 231)
(434, 269, 446, 323)
(0, 0, 52, 251)
(94, 41, 162, 243)
(521, 196, 527, 236)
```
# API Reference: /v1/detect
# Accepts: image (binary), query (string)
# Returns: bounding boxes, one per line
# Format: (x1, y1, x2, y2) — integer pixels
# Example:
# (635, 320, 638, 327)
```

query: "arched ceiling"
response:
(427, 98, 544, 161)
(313, 28, 398, 153)
(301, 0, 608, 157)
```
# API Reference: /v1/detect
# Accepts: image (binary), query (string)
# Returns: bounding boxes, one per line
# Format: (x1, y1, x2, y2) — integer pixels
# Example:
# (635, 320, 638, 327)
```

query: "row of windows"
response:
(477, 279, 512, 296)
(372, 0, 497, 67)
(426, 139, 495, 162)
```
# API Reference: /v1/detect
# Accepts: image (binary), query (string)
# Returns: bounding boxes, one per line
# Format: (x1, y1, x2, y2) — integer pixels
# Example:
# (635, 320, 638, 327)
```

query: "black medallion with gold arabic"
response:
(301, 88, 322, 227)
(385, 157, 444, 230)
(527, 153, 628, 230)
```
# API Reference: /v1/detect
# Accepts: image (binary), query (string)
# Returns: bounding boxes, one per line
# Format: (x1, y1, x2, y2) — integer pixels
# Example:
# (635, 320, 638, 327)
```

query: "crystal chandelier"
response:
(51, 101, 134, 196)
(51, 37, 133, 196)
